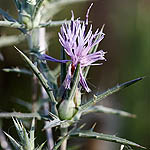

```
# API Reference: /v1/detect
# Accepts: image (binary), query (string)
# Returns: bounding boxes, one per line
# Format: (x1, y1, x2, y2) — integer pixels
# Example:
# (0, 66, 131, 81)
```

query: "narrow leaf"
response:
(83, 105, 136, 118)
(12, 118, 24, 143)
(43, 119, 62, 130)
(0, 112, 41, 119)
(53, 127, 77, 150)
(43, 113, 72, 130)
(30, 118, 35, 150)
(71, 130, 146, 149)
(3, 68, 32, 75)
(0, 20, 23, 28)
(80, 77, 144, 111)
(15, 47, 57, 106)
(53, 134, 69, 150)
(4, 132, 23, 150)
(36, 141, 46, 150)
(22, 127, 30, 150)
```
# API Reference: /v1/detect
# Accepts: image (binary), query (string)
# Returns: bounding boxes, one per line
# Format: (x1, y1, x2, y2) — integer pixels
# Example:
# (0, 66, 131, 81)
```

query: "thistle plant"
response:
(0, 1, 146, 150)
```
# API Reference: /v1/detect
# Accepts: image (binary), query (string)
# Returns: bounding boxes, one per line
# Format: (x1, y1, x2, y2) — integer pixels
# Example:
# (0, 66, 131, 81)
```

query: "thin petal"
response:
(80, 68, 91, 93)
(40, 54, 70, 63)
(80, 50, 106, 67)
(85, 3, 93, 25)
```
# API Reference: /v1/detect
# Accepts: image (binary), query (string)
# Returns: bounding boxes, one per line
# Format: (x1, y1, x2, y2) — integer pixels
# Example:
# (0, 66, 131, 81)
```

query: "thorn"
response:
(91, 123, 97, 131)
(120, 77, 145, 89)
(79, 123, 86, 130)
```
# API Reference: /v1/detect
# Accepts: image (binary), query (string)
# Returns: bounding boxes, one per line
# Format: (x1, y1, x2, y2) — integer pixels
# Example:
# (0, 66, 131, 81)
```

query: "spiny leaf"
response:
(30, 118, 35, 150)
(3, 68, 32, 75)
(43, 112, 73, 129)
(71, 130, 146, 149)
(22, 127, 30, 150)
(53, 133, 70, 150)
(35, 141, 46, 150)
(12, 118, 24, 143)
(15, 47, 57, 106)
(0, 9, 25, 32)
(43, 118, 63, 130)
(53, 127, 78, 150)
(0, 20, 23, 28)
(80, 77, 144, 112)
(0, 112, 41, 119)
(4, 131, 23, 150)
(83, 105, 136, 118)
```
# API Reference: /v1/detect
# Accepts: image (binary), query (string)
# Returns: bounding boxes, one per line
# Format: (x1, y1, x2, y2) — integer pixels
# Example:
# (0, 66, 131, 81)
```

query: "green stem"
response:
(60, 128, 68, 150)
(38, 27, 55, 149)
(26, 30, 39, 113)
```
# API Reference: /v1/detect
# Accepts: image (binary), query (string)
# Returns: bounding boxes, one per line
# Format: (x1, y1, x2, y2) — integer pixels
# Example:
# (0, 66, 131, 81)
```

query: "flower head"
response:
(41, 4, 106, 92)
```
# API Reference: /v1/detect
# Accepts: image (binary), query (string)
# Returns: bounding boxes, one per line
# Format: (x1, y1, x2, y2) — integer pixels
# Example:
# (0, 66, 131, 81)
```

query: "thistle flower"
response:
(41, 4, 106, 92)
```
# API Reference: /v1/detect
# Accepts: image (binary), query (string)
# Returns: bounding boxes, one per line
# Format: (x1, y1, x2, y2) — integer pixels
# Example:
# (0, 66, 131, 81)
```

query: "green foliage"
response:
(83, 105, 136, 118)
(80, 77, 144, 112)
(0, 0, 146, 150)
(71, 130, 146, 149)
(5, 118, 45, 150)
(3, 67, 32, 75)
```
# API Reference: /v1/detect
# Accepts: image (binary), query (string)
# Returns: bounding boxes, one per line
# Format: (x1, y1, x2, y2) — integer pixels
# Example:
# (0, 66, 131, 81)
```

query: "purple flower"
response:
(41, 4, 106, 92)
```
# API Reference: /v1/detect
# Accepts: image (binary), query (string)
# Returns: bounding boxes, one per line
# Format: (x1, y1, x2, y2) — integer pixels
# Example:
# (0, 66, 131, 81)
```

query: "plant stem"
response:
(26, 30, 39, 113)
(26, 27, 55, 149)
(42, 86, 54, 149)
(60, 128, 68, 150)
(38, 27, 54, 149)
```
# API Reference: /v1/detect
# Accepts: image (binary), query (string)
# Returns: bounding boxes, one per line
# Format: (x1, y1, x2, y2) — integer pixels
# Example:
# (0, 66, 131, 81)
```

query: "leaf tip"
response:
(120, 77, 145, 89)
(137, 144, 147, 149)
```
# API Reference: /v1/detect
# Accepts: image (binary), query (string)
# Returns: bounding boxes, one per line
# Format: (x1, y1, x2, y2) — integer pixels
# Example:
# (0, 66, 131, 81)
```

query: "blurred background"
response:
(0, 0, 150, 150)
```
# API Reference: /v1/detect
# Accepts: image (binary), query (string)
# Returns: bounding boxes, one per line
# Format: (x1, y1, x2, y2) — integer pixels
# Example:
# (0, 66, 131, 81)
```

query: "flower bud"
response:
(58, 100, 77, 120)
(21, 10, 32, 29)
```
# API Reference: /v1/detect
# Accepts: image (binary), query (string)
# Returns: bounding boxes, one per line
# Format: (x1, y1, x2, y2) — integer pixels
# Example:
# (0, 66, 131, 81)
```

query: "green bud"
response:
(58, 100, 77, 120)
(20, 11, 32, 29)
